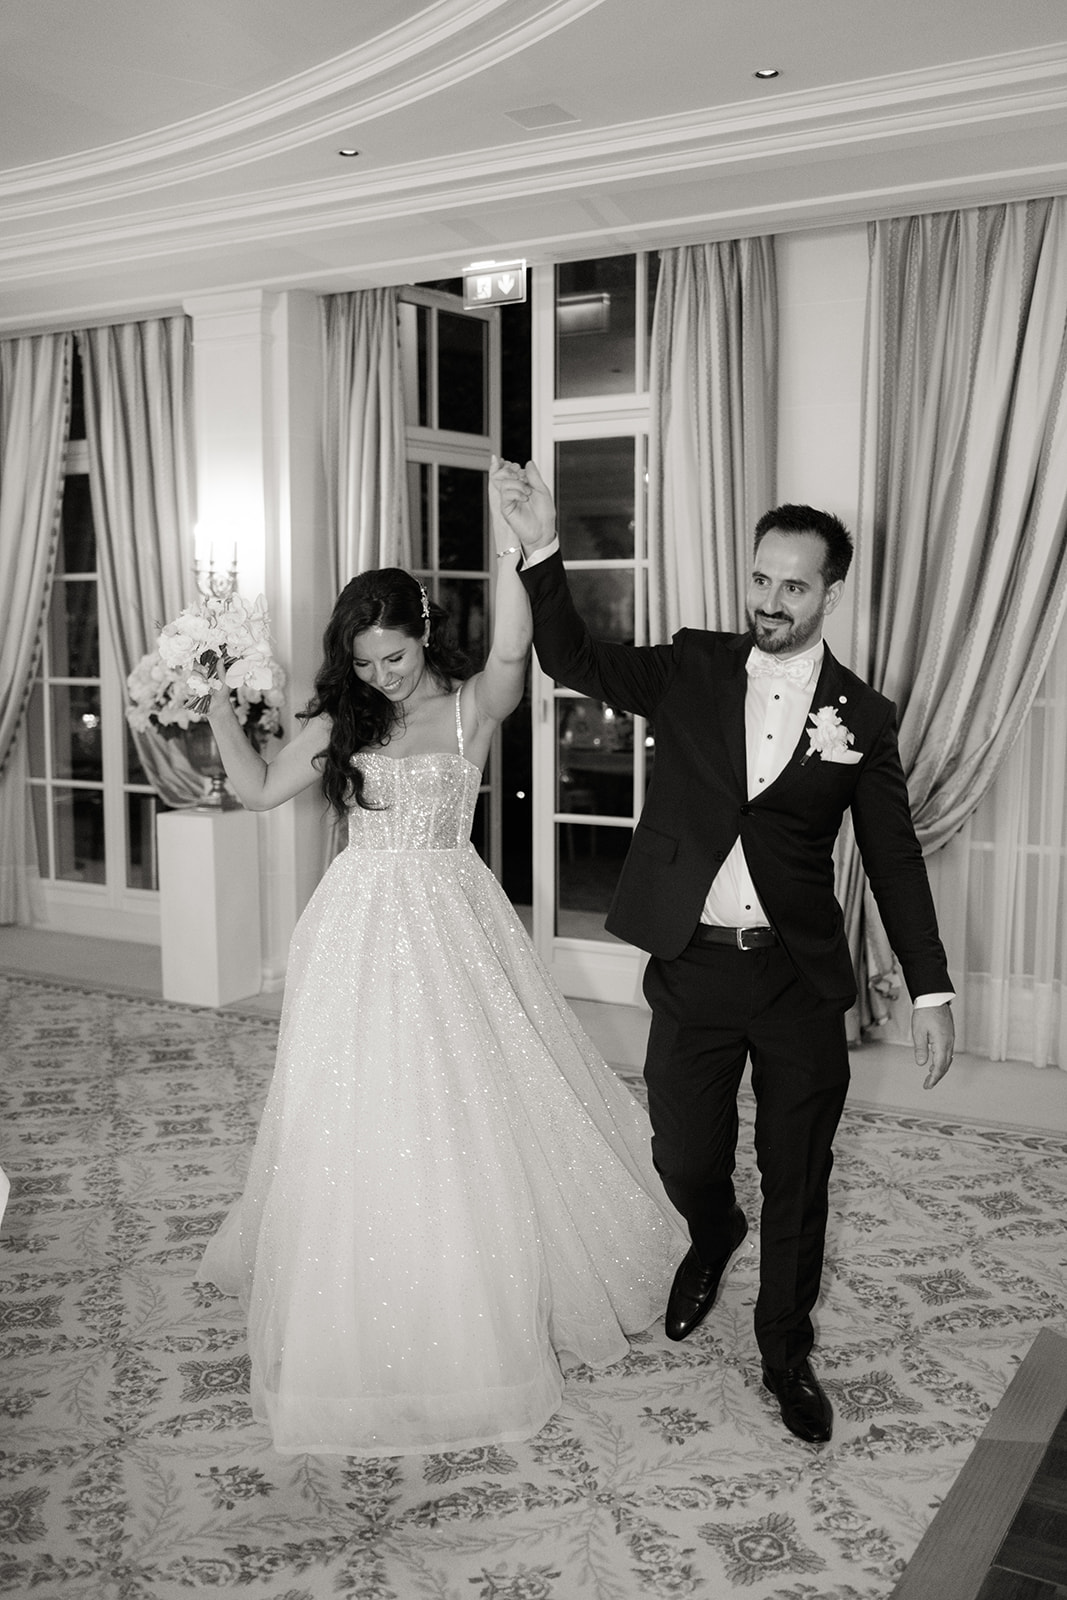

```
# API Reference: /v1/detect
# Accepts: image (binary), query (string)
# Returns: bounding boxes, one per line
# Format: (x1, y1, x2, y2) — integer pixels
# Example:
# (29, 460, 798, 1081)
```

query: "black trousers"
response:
(642, 941, 850, 1368)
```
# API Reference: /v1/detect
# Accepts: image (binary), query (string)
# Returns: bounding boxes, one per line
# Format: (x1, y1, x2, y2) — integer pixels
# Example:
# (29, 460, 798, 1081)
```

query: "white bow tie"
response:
(746, 649, 816, 686)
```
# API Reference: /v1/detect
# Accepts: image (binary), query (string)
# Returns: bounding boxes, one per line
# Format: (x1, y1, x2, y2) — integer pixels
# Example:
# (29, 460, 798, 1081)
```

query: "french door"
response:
(528, 254, 659, 1003)
(398, 287, 507, 879)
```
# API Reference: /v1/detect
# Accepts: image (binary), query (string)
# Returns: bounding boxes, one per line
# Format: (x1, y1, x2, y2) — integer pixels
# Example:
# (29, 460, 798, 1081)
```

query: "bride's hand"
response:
(188, 654, 231, 717)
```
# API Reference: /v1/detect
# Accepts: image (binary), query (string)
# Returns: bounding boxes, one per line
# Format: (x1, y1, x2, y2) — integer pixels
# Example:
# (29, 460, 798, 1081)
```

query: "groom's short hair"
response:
(754, 505, 853, 588)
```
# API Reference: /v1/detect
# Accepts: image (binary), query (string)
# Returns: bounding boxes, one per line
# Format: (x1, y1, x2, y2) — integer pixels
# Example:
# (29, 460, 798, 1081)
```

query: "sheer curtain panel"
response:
(78, 318, 203, 807)
(322, 289, 410, 592)
(648, 238, 777, 638)
(925, 625, 1067, 1067)
(848, 199, 1067, 1057)
(0, 333, 71, 922)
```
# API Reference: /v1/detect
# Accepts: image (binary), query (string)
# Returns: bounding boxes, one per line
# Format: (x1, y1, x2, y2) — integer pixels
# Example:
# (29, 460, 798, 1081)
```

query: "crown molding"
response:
(1, 38, 1065, 331)
(2, 167, 1063, 338)
(1, 45, 1064, 270)
(0, 0, 605, 209)
(3, 39, 1065, 239)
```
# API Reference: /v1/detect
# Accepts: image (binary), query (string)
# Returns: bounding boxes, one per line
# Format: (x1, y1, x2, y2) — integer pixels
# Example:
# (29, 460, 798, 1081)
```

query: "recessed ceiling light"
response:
(753, 68, 780, 80)
(338, 147, 360, 157)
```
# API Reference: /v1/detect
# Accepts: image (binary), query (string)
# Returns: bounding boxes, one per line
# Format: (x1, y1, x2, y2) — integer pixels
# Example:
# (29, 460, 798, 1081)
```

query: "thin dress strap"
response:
(454, 685, 464, 759)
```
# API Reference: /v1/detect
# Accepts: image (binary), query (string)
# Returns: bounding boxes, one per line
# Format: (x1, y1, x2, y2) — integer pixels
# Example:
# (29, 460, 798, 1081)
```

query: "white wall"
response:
(776, 224, 869, 667)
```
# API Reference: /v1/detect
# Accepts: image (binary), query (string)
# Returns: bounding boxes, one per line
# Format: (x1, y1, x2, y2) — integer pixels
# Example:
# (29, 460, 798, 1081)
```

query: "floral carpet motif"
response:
(1, 973, 1065, 1600)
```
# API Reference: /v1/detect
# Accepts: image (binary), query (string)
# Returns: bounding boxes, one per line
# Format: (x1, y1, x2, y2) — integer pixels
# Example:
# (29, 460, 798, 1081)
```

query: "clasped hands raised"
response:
(489, 457, 557, 555)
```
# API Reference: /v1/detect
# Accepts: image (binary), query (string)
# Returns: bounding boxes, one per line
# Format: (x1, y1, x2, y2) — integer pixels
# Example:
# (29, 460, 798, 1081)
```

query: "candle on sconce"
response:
(193, 524, 239, 601)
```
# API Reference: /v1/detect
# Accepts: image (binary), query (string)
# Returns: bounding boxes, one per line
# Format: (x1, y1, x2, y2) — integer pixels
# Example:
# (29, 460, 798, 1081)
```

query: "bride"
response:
(196, 464, 686, 1456)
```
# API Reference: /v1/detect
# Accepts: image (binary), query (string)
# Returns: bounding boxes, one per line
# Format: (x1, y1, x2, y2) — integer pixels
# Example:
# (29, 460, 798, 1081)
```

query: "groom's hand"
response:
(912, 1003, 954, 1089)
(490, 457, 557, 555)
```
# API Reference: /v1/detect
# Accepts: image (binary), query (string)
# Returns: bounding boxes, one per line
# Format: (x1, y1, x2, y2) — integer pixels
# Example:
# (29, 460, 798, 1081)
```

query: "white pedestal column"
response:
(157, 808, 262, 1007)
(182, 288, 331, 991)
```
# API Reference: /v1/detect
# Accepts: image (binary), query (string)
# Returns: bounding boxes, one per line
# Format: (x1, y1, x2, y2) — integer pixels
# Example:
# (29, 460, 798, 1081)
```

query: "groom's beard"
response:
(748, 601, 825, 656)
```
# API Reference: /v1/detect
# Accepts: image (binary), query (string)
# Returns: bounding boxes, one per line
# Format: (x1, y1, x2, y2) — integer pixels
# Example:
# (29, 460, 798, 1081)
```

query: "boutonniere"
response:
(801, 702, 863, 766)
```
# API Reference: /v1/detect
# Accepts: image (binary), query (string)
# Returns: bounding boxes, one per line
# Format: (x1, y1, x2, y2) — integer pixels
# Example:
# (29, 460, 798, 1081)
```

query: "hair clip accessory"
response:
(418, 583, 430, 625)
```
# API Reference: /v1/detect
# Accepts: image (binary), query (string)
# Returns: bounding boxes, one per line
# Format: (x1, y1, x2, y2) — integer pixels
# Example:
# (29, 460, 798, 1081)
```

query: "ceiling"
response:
(2, 0, 1066, 332)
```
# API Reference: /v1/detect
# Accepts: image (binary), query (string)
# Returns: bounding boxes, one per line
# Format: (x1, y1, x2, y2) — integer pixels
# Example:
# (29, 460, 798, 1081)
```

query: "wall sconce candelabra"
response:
(194, 546, 238, 601)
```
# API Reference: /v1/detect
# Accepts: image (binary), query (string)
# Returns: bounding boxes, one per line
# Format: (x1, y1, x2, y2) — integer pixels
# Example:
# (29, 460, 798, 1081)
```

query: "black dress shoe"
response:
(664, 1206, 748, 1341)
(761, 1358, 833, 1443)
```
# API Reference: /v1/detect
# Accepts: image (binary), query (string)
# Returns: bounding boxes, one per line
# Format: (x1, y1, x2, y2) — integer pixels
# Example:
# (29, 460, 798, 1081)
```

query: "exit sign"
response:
(462, 259, 527, 308)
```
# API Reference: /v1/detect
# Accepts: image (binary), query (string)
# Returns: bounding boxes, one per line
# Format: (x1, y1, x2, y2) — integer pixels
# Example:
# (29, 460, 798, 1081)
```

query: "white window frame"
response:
(529, 254, 657, 1003)
(27, 438, 161, 941)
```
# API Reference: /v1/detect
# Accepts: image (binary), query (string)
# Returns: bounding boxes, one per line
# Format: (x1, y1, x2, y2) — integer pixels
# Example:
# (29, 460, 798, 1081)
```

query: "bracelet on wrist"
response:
(495, 546, 520, 560)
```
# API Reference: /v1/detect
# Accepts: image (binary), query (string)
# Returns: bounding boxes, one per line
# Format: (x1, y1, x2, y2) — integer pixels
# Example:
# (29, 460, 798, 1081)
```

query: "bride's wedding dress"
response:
(198, 693, 685, 1456)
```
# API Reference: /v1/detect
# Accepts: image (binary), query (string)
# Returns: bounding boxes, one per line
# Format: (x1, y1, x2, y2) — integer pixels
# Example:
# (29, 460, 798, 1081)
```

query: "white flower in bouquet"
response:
(126, 593, 286, 750)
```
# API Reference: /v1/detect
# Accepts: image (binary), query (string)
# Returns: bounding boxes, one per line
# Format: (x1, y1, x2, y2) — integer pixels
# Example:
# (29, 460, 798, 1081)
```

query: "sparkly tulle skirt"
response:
(197, 803, 685, 1456)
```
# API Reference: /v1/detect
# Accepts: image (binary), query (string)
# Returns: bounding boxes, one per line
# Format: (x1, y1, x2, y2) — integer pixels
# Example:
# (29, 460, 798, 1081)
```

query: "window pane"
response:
(437, 312, 486, 435)
(556, 437, 635, 559)
(471, 788, 490, 866)
(51, 685, 103, 780)
(60, 474, 95, 573)
(29, 784, 49, 875)
(125, 722, 149, 786)
(398, 301, 429, 428)
(438, 576, 487, 669)
(501, 702, 532, 905)
(439, 465, 486, 571)
(53, 787, 106, 884)
(555, 256, 637, 398)
(646, 251, 660, 380)
(70, 347, 86, 441)
(557, 699, 633, 818)
(49, 580, 99, 678)
(127, 791, 167, 890)
(567, 570, 634, 645)
(408, 460, 432, 568)
(555, 823, 630, 939)
(28, 683, 47, 777)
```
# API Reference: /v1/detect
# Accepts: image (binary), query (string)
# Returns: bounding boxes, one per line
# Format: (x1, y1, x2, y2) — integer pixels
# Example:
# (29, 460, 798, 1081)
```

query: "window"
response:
(400, 286, 503, 876)
(25, 353, 166, 937)
(523, 251, 664, 998)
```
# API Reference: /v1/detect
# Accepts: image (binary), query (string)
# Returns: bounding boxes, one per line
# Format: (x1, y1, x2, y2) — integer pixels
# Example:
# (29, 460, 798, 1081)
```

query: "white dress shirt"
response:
(701, 640, 822, 928)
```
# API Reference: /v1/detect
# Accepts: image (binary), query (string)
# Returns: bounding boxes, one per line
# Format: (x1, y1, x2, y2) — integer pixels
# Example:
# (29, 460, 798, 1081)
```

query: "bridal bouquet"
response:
(126, 592, 286, 750)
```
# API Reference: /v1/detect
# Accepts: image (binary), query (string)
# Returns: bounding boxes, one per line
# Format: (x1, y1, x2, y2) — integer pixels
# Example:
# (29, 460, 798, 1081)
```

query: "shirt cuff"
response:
(522, 537, 560, 568)
(913, 992, 955, 1008)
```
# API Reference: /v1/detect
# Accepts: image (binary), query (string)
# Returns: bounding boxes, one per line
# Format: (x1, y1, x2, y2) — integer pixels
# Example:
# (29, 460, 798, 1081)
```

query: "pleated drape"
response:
(844, 199, 1067, 1039)
(0, 333, 71, 922)
(648, 239, 777, 639)
(78, 317, 203, 807)
(322, 288, 410, 592)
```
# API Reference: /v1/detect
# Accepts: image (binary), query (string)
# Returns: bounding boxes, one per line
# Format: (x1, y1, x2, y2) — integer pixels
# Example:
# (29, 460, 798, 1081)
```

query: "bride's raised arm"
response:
(465, 457, 535, 734)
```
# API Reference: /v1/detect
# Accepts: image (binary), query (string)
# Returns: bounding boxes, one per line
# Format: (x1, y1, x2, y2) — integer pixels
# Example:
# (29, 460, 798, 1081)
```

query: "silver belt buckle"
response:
(737, 926, 758, 950)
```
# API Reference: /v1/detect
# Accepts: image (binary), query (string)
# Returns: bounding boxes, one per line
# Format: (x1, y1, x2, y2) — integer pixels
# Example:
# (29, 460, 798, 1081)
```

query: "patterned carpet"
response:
(1, 972, 1065, 1600)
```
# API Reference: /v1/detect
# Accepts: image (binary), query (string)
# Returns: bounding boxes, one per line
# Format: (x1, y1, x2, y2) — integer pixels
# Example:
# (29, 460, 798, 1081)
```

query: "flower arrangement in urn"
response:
(126, 592, 286, 752)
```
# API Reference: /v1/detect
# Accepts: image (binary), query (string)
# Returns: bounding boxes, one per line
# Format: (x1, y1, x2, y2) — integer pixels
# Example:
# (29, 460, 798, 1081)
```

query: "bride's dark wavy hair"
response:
(301, 568, 470, 817)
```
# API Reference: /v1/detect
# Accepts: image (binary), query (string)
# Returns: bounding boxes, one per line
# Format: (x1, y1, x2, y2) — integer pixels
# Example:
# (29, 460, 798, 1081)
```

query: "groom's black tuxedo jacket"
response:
(522, 551, 951, 1009)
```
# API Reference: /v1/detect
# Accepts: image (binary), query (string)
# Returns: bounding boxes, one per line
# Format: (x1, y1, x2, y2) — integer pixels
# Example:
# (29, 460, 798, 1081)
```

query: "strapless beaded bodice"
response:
(348, 751, 482, 851)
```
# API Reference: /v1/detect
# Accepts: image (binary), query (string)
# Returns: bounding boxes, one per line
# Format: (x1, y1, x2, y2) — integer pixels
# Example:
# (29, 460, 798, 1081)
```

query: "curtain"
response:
(924, 622, 1067, 1067)
(846, 199, 1067, 1047)
(78, 318, 203, 807)
(322, 288, 410, 593)
(648, 239, 777, 639)
(0, 333, 71, 922)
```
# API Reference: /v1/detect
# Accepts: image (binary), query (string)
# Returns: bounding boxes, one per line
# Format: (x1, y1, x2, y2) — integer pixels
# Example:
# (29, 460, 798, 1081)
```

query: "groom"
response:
(494, 459, 954, 1444)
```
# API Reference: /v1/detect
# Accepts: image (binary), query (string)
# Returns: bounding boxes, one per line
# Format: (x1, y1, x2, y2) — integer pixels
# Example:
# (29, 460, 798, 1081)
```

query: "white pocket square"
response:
(826, 749, 863, 764)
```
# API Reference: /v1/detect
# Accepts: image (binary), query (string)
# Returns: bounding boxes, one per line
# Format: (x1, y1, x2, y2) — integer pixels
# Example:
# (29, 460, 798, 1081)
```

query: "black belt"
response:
(689, 923, 778, 951)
